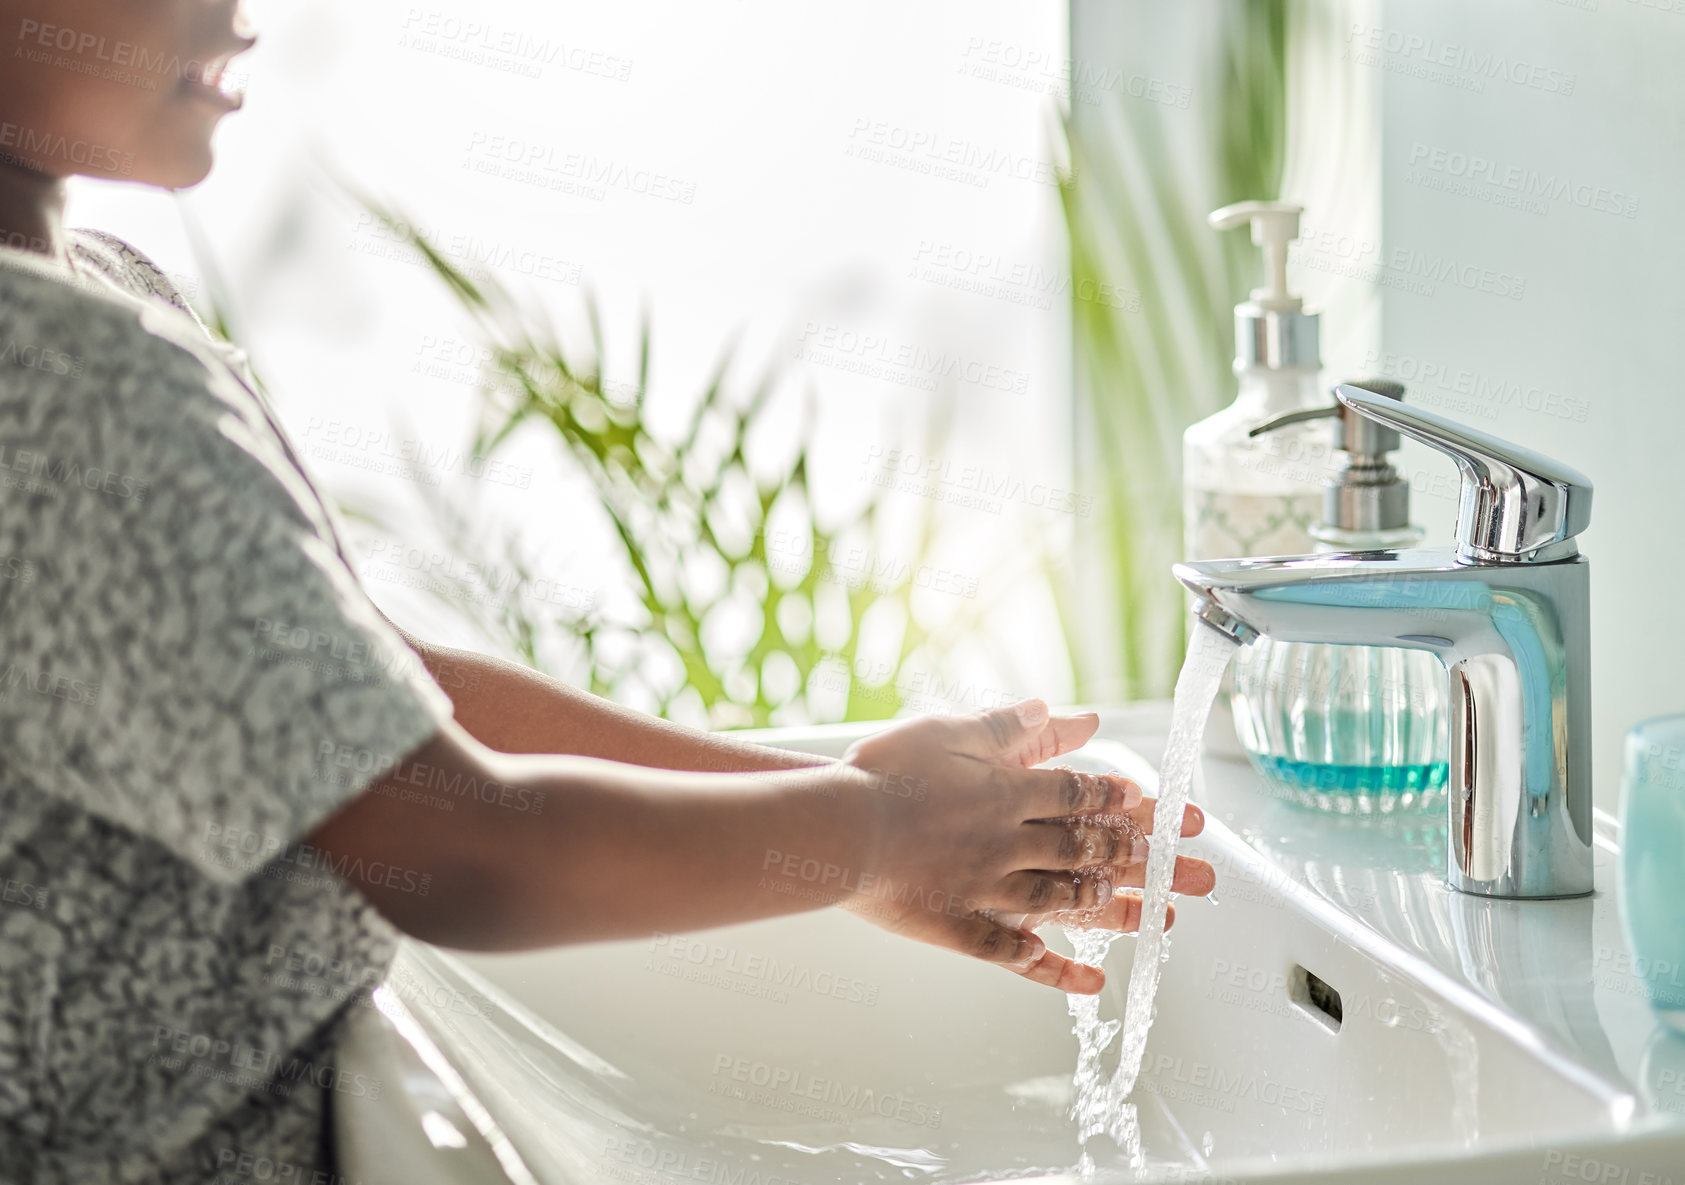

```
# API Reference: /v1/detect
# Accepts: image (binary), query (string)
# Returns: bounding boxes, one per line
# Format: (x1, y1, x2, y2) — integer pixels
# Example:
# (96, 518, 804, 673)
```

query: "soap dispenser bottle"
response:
(1183, 201, 1332, 564)
(1228, 378, 1451, 814)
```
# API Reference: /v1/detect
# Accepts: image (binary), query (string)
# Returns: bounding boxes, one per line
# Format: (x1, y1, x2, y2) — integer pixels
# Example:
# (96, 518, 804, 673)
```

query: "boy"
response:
(0, 2, 1212, 1180)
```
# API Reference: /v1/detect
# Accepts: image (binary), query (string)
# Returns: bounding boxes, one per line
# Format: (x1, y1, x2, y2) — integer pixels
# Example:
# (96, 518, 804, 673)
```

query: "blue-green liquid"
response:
(1250, 755, 1450, 796)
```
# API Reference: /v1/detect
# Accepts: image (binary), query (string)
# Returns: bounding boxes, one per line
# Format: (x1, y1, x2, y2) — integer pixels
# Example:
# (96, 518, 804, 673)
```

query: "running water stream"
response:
(1064, 623, 1237, 1173)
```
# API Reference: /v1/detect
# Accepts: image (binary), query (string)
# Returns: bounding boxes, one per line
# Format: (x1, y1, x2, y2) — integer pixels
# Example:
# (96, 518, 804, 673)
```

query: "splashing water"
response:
(1064, 624, 1237, 1167)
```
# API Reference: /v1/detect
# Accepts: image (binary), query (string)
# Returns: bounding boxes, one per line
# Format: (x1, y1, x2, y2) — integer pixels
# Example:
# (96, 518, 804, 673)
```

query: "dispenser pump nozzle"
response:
(1208, 200, 1304, 312)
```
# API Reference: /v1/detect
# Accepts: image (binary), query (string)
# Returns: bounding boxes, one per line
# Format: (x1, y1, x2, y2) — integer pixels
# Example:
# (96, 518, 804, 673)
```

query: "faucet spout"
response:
(1175, 547, 1593, 900)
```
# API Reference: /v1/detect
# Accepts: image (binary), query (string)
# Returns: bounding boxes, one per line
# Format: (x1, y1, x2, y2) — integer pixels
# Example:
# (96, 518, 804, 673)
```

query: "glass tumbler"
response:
(1619, 713, 1685, 1029)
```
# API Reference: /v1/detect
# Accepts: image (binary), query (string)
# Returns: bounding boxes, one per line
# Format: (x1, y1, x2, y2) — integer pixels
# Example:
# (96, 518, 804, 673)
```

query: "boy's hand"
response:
(836, 700, 1214, 994)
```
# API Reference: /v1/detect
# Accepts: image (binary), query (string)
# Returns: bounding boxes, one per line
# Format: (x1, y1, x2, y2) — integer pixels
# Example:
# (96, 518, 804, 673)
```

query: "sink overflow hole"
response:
(1289, 965, 1343, 1033)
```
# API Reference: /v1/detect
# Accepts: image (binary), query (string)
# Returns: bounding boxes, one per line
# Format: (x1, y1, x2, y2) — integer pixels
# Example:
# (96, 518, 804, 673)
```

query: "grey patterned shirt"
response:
(0, 231, 455, 1183)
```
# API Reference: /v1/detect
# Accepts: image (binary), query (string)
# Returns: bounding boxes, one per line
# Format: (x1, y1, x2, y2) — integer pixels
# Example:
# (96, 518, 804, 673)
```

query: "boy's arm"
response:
(305, 704, 1211, 993)
(308, 719, 866, 949)
(385, 619, 827, 773)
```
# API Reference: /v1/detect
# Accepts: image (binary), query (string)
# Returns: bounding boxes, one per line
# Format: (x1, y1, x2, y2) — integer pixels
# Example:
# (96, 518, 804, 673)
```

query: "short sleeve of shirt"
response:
(0, 249, 455, 883)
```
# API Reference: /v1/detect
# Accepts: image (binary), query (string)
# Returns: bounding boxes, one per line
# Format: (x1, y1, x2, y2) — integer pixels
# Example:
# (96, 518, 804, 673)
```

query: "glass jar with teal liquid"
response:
(1228, 379, 1450, 815)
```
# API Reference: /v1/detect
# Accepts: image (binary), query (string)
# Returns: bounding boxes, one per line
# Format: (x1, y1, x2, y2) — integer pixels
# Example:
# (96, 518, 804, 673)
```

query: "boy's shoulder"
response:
(0, 237, 178, 348)
(0, 231, 209, 351)
(0, 240, 245, 444)
(0, 241, 315, 535)
(68, 229, 206, 323)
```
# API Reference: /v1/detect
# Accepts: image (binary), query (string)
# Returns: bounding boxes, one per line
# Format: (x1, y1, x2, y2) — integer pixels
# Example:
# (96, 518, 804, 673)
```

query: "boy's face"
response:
(0, 0, 254, 189)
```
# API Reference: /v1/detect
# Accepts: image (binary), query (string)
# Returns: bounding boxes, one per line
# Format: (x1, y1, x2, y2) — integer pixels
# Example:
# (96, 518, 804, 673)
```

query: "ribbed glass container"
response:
(1228, 523, 1449, 815)
(1230, 638, 1450, 814)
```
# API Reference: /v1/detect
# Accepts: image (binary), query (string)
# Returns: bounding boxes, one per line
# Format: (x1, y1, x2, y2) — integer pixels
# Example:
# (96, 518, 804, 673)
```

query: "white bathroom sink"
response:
(333, 710, 1685, 1184)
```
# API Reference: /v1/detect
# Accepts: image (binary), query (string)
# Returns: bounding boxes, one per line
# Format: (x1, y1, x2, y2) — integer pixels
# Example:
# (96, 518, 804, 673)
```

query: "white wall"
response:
(1372, 0, 1683, 809)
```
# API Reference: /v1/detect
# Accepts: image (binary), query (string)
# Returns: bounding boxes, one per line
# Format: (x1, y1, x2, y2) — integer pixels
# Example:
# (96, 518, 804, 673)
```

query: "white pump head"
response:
(1208, 200, 1304, 312)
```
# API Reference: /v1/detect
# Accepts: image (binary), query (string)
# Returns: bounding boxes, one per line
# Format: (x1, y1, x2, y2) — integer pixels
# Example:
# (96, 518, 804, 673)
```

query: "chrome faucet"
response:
(1175, 385, 1594, 900)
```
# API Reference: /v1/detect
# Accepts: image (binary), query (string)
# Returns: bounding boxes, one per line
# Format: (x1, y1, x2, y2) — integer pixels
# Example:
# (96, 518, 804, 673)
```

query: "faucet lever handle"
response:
(1333, 384, 1592, 561)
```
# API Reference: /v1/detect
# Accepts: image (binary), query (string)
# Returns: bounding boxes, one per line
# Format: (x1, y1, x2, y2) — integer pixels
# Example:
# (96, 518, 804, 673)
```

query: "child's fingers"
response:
(992, 851, 1211, 913)
(994, 868, 1124, 913)
(945, 701, 1101, 768)
(1029, 712, 1104, 765)
(1009, 941, 1106, 994)
(1102, 771, 1145, 810)
(957, 910, 1112, 997)
(942, 911, 1048, 970)
(1016, 817, 1147, 871)
(1054, 770, 1145, 813)
(1017, 767, 1141, 821)
(867, 909, 1108, 995)
(940, 699, 1069, 761)
(1125, 799, 1205, 838)
(1000, 710, 1103, 770)
(1056, 891, 1178, 935)
(1111, 854, 1215, 896)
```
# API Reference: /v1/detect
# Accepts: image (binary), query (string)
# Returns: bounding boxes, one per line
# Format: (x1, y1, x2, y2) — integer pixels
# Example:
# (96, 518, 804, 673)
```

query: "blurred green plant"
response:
(1057, 0, 1289, 701)
(356, 201, 974, 728)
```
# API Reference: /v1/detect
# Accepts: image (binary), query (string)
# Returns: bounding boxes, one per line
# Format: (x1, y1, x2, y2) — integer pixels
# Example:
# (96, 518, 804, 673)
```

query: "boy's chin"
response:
(112, 147, 216, 191)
